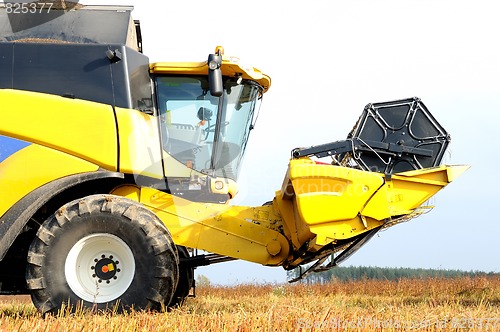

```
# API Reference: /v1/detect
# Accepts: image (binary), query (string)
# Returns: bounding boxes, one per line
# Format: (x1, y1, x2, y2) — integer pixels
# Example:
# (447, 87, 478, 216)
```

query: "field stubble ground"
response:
(0, 276, 498, 331)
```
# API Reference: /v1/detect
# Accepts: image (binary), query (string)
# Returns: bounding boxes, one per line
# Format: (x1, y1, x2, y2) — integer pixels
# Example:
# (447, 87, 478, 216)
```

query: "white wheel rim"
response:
(65, 233, 135, 303)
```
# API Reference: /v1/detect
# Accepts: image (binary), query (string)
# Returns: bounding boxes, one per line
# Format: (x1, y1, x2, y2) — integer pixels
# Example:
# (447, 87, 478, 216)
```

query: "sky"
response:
(3, 0, 500, 285)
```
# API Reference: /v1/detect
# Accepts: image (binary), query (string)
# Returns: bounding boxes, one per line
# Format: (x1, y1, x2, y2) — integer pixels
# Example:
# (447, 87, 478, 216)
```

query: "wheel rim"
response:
(65, 233, 135, 303)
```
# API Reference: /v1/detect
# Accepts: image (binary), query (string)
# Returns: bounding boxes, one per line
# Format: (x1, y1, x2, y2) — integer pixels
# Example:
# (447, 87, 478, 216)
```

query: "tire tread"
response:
(26, 194, 179, 314)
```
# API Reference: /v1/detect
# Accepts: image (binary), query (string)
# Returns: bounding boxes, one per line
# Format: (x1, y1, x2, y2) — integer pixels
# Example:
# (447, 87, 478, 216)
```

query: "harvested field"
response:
(0, 276, 499, 331)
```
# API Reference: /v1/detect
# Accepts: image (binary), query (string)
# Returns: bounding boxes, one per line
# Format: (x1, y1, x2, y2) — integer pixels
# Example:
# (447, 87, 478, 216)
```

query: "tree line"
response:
(287, 265, 498, 284)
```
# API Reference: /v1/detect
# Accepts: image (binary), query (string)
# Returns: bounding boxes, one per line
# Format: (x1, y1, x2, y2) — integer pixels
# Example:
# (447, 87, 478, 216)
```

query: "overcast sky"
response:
(6, 0, 499, 284)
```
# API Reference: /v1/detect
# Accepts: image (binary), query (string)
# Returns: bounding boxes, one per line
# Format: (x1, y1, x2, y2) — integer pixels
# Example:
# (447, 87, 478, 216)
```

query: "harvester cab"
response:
(0, 4, 467, 314)
(149, 47, 270, 203)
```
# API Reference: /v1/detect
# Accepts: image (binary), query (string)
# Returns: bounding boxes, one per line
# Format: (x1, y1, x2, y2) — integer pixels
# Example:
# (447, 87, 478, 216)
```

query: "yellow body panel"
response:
(273, 193, 312, 251)
(111, 185, 289, 266)
(162, 152, 192, 177)
(0, 89, 118, 170)
(281, 159, 385, 224)
(0, 143, 99, 217)
(114, 107, 164, 179)
(274, 159, 466, 250)
(363, 165, 470, 218)
(309, 216, 385, 244)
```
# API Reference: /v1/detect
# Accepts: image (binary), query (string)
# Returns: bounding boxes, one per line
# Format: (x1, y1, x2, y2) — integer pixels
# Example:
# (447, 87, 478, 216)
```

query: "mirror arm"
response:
(208, 48, 223, 97)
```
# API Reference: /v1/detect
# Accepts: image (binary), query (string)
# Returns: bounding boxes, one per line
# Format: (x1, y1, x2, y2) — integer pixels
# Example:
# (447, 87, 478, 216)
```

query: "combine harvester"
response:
(0, 4, 467, 313)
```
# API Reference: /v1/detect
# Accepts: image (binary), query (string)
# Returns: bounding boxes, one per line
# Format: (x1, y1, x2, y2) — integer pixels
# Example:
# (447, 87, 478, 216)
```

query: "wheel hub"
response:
(65, 233, 135, 303)
(92, 255, 120, 283)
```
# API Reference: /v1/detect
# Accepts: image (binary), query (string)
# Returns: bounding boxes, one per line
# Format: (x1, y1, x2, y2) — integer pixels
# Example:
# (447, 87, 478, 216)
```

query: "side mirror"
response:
(208, 49, 223, 97)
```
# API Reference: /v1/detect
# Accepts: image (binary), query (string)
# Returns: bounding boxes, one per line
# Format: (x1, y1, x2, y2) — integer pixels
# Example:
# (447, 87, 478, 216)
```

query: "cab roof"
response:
(150, 55, 271, 93)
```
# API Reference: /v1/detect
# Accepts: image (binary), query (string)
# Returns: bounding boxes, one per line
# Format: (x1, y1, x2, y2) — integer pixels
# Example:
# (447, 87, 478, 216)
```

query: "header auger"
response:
(0, 5, 466, 313)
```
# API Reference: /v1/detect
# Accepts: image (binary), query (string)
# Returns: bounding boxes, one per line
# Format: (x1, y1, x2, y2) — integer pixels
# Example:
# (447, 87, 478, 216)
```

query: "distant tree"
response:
(196, 274, 211, 288)
(286, 265, 498, 283)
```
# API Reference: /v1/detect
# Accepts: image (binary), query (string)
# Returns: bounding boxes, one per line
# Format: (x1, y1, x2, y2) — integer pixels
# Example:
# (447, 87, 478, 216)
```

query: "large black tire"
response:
(26, 194, 179, 314)
(168, 246, 194, 308)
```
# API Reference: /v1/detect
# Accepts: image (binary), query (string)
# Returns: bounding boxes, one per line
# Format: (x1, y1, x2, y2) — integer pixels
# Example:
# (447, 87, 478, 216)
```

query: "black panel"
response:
(358, 116, 385, 142)
(0, 43, 12, 88)
(126, 47, 153, 111)
(378, 104, 410, 129)
(0, 42, 151, 110)
(292, 97, 451, 175)
(350, 97, 450, 173)
(411, 109, 440, 138)
(111, 45, 152, 110)
(11, 43, 114, 105)
(0, 6, 151, 110)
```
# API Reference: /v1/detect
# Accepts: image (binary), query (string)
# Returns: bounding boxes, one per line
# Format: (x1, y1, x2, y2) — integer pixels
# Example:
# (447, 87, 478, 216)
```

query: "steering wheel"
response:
(204, 121, 229, 140)
(204, 121, 229, 133)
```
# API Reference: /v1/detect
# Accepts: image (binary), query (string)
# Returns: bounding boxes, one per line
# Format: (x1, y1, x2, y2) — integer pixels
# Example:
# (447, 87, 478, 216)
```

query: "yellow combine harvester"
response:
(0, 5, 467, 313)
